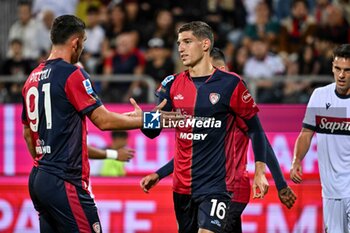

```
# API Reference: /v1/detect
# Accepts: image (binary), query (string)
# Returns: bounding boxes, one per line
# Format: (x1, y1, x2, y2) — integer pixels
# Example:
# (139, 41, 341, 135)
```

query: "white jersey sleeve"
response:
(302, 88, 319, 130)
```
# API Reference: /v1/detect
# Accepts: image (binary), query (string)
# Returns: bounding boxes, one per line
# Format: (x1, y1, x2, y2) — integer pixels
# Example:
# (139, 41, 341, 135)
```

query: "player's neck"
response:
(47, 46, 73, 64)
(189, 56, 215, 77)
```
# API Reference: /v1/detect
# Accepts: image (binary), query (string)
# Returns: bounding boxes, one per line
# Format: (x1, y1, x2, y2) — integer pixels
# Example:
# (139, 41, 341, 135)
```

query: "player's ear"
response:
(71, 37, 80, 51)
(202, 38, 211, 52)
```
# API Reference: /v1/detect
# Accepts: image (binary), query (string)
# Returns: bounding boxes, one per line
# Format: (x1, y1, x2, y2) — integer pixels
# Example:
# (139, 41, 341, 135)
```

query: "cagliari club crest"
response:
(209, 93, 220, 105)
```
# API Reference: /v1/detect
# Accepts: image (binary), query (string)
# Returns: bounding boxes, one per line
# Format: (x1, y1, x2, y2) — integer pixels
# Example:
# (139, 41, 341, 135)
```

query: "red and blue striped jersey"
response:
(22, 58, 102, 190)
(157, 69, 258, 196)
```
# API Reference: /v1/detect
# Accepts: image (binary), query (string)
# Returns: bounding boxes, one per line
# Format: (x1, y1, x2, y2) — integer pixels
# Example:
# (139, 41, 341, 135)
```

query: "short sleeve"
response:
(302, 89, 318, 130)
(229, 80, 259, 120)
(64, 68, 102, 115)
(155, 75, 174, 111)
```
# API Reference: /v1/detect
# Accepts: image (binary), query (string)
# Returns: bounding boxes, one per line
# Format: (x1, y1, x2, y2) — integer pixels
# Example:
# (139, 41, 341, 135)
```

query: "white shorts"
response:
(323, 197, 350, 233)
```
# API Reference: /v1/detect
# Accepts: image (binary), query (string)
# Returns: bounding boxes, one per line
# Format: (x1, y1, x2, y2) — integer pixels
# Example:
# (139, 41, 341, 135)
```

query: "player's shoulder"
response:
(312, 83, 335, 96)
(214, 69, 242, 82)
(160, 72, 184, 87)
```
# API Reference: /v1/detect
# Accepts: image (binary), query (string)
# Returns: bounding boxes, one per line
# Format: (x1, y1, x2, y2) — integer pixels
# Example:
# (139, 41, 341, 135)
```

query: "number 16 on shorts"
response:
(210, 199, 227, 220)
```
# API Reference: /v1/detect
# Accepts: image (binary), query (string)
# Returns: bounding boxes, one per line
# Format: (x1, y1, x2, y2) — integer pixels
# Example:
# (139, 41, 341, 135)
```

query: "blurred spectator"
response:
(297, 44, 320, 75)
(244, 39, 285, 103)
(104, 2, 133, 49)
(75, 0, 101, 23)
(100, 131, 129, 177)
(242, 1, 280, 52)
(8, 1, 41, 60)
(81, 5, 106, 74)
(230, 45, 250, 75)
(1, 39, 33, 103)
(102, 32, 145, 102)
(280, 0, 317, 54)
(32, 0, 78, 18)
(334, 0, 350, 25)
(274, 0, 316, 20)
(315, 4, 350, 45)
(142, 9, 175, 49)
(144, 37, 175, 86)
(36, 9, 55, 55)
(313, 0, 331, 25)
(314, 38, 334, 75)
(2, 39, 33, 75)
(282, 45, 318, 103)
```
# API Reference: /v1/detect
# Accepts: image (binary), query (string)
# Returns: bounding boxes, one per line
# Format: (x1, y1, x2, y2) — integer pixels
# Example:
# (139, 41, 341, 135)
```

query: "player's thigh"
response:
(323, 198, 349, 233)
(39, 210, 59, 233)
(222, 201, 247, 233)
(197, 193, 231, 233)
(33, 170, 101, 233)
(173, 192, 198, 233)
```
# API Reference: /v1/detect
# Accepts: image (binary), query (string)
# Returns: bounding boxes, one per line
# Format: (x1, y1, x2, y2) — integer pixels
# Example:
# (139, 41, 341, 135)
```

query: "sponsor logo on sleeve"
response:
(83, 79, 93, 94)
(242, 89, 252, 103)
(161, 75, 175, 86)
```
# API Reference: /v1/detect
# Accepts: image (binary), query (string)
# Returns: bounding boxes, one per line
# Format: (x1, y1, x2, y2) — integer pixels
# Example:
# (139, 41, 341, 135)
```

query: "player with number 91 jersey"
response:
(22, 58, 102, 190)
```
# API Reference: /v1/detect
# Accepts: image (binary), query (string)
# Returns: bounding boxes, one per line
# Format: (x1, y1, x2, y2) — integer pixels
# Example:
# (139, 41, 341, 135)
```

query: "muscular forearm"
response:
(88, 146, 107, 159)
(293, 129, 314, 163)
(89, 105, 142, 130)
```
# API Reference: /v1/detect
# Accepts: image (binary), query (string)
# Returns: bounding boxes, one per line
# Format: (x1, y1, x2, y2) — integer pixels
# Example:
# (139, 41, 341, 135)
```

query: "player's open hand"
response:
(140, 173, 160, 193)
(123, 98, 143, 117)
(290, 160, 303, 183)
(253, 161, 269, 199)
(117, 147, 135, 162)
(278, 186, 297, 209)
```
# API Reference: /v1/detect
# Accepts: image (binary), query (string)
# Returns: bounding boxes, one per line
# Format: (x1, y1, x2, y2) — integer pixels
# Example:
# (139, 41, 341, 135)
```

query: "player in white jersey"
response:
(290, 44, 350, 233)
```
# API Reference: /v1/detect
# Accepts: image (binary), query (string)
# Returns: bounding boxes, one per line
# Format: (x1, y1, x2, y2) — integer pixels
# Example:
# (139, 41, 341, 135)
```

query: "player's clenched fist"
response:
(140, 173, 160, 193)
(278, 186, 297, 209)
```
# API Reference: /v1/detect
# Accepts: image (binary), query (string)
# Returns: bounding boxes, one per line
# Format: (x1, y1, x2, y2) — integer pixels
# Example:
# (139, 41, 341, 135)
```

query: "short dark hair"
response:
(178, 21, 214, 50)
(210, 47, 226, 63)
(111, 131, 128, 139)
(333, 44, 350, 60)
(87, 5, 100, 14)
(50, 15, 85, 45)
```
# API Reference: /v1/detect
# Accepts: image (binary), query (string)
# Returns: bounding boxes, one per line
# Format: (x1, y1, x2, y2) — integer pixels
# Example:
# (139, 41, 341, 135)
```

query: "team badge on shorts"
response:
(209, 93, 220, 105)
(92, 222, 101, 233)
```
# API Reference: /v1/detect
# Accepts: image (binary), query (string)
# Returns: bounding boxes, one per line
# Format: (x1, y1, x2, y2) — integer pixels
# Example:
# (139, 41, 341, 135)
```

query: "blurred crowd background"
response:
(0, 0, 348, 104)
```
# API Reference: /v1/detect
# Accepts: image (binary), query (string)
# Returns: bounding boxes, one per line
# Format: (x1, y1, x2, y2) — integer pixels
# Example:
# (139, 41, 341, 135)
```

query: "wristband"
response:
(106, 149, 118, 160)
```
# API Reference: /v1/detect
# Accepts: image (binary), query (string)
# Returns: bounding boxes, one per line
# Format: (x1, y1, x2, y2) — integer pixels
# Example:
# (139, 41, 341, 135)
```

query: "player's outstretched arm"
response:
(140, 158, 174, 193)
(87, 146, 134, 162)
(290, 128, 314, 184)
(88, 98, 171, 131)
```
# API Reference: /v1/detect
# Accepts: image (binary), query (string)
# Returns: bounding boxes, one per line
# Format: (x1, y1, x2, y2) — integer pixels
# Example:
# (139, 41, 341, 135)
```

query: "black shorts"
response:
(173, 192, 231, 233)
(222, 201, 247, 233)
(29, 167, 101, 233)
